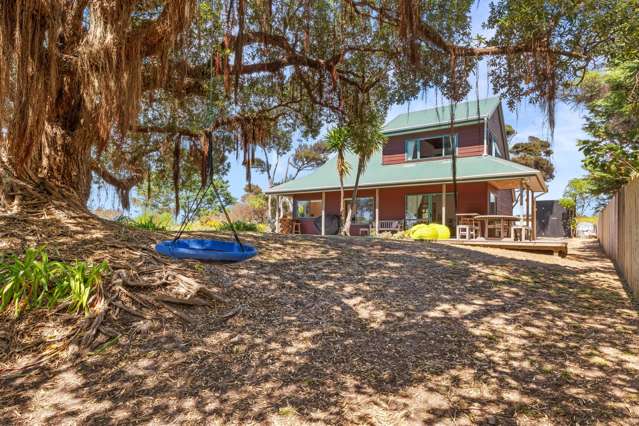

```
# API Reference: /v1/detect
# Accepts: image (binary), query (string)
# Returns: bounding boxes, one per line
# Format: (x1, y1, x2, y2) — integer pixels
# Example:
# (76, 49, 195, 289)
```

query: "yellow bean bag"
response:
(407, 223, 451, 240)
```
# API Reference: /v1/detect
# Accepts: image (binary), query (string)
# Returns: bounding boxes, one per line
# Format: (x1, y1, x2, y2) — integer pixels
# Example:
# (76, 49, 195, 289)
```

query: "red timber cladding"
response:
(457, 182, 489, 214)
(488, 184, 514, 215)
(291, 183, 495, 234)
(382, 122, 485, 165)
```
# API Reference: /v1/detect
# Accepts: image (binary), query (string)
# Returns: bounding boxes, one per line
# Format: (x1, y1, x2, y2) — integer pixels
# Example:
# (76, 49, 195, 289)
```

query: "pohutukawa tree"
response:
(0, 1, 195, 208)
(0, 0, 626, 215)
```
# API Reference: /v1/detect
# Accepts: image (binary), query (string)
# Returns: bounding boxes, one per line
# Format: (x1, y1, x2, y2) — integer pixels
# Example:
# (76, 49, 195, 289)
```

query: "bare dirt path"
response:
(2, 235, 638, 425)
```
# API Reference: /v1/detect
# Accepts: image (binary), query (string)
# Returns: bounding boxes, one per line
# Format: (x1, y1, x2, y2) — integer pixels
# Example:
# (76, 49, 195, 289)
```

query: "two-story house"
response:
(265, 97, 547, 236)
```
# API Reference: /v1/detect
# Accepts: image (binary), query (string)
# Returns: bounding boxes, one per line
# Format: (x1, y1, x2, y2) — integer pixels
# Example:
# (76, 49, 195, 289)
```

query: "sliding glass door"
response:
(405, 193, 455, 228)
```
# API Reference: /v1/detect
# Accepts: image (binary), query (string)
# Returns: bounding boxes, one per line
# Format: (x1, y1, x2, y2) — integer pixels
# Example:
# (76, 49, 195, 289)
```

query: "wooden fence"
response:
(598, 177, 639, 298)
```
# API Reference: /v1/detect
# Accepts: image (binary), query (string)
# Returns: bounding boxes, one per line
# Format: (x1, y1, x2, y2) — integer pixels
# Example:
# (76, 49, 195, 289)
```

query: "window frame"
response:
(491, 132, 503, 158)
(344, 196, 375, 225)
(294, 199, 322, 219)
(404, 191, 456, 227)
(488, 191, 498, 215)
(404, 134, 458, 161)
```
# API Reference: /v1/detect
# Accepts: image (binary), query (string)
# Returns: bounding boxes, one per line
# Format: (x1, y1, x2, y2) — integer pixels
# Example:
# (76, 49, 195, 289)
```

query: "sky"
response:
(90, 1, 590, 213)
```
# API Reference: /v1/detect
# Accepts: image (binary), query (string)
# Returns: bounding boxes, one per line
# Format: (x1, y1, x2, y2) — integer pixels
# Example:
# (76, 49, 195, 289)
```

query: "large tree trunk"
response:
(1, 129, 92, 209)
(0, 1, 193, 213)
(1, 74, 94, 211)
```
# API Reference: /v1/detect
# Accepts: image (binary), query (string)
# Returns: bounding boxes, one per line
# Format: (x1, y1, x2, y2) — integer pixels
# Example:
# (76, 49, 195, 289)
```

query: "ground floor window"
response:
(295, 199, 322, 218)
(344, 197, 374, 224)
(488, 191, 497, 214)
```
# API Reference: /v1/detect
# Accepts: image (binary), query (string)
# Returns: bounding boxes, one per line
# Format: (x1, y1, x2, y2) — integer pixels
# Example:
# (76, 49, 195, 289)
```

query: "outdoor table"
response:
(455, 213, 480, 225)
(473, 215, 521, 239)
(456, 213, 480, 218)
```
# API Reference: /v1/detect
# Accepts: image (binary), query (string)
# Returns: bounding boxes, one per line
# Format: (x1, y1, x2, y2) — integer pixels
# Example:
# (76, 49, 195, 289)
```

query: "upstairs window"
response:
(489, 132, 503, 158)
(405, 135, 456, 160)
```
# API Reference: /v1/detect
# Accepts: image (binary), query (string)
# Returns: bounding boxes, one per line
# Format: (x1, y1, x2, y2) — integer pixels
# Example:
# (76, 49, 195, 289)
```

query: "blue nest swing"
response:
(155, 131, 257, 263)
(156, 239, 257, 263)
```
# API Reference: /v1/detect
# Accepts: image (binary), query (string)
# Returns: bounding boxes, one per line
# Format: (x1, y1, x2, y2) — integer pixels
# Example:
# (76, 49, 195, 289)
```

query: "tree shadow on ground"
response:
(1, 214, 639, 424)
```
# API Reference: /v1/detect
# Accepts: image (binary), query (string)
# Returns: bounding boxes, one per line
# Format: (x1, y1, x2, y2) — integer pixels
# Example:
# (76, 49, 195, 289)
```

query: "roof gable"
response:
(382, 97, 501, 136)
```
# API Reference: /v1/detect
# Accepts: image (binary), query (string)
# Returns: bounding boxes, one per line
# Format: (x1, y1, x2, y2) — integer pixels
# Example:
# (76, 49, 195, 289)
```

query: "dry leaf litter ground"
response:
(1, 206, 638, 425)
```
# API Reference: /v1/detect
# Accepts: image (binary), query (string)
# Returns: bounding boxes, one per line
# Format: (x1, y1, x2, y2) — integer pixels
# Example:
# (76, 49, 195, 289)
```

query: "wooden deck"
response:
(440, 239, 569, 257)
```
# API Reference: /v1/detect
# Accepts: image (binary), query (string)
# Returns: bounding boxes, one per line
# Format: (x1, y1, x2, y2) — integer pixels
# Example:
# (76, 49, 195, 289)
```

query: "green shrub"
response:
(0, 247, 109, 317)
(198, 217, 223, 230)
(391, 230, 408, 239)
(117, 213, 173, 231)
(219, 220, 258, 232)
(191, 215, 267, 233)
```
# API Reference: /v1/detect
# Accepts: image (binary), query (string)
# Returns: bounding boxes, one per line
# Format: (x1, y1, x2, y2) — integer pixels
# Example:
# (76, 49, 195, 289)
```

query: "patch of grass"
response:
(559, 370, 573, 381)
(278, 405, 297, 416)
(589, 356, 611, 367)
(540, 363, 554, 374)
(576, 216, 598, 224)
(0, 246, 109, 317)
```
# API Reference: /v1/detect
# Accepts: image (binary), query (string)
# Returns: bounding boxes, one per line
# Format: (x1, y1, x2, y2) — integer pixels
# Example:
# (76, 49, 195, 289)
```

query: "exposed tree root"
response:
(0, 184, 241, 370)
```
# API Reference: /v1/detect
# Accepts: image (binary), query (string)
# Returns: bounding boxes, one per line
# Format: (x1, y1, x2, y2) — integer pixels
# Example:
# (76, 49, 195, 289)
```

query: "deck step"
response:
(441, 239, 568, 257)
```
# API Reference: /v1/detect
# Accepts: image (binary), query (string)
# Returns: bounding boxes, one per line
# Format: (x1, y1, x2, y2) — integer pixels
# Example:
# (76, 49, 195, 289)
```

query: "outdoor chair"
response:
(456, 224, 476, 240)
(292, 222, 301, 234)
(511, 224, 532, 241)
(359, 225, 371, 236)
(457, 215, 480, 239)
(379, 220, 403, 233)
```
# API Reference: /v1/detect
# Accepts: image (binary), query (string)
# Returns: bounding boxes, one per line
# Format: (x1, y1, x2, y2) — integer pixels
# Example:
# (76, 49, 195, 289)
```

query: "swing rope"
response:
(171, 131, 245, 251)
(171, 1, 244, 251)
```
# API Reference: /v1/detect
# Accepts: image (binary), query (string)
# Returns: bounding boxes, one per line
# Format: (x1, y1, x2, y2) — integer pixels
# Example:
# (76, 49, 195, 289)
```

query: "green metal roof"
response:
(266, 150, 547, 194)
(382, 97, 501, 136)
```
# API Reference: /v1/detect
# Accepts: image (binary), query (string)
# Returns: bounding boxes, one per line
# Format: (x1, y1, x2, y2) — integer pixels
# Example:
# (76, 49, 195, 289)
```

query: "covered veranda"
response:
(269, 181, 544, 236)
(266, 153, 547, 238)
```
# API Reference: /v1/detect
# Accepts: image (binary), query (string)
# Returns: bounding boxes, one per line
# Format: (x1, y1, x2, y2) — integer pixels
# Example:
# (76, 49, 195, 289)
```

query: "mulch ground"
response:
(1, 211, 638, 424)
